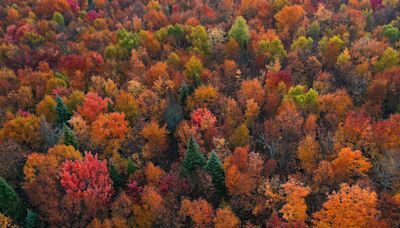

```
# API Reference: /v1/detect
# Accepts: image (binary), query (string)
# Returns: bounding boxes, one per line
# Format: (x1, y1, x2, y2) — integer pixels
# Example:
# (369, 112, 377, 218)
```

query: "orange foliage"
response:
(179, 198, 214, 227)
(280, 178, 311, 223)
(313, 184, 378, 227)
(214, 207, 240, 228)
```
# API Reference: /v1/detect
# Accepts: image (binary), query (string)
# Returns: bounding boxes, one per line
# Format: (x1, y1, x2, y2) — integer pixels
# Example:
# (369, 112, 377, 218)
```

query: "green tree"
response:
(383, 24, 400, 43)
(186, 25, 210, 55)
(52, 12, 65, 27)
(374, 47, 400, 72)
(25, 209, 38, 228)
(0, 177, 26, 222)
(127, 158, 137, 176)
(56, 96, 71, 125)
(286, 85, 319, 112)
(184, 56, 203, 87)
(88, 0, 95, 11)
(108, 163, 124, 189)
(228, 16, 250, 50)
(165, 96, 183, 132)
(180, 136, 206, 176)
(63, 124, 79, 149)
(205, 151, 226, 196)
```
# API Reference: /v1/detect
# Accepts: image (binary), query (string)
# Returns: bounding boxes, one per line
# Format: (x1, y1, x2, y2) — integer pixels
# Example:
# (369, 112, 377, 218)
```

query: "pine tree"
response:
(107, 100, 114, 112)
(56, 96, 71, 125)
(205, 151, 226, 196)
(88, 0, 95, 11)
(180, 136, 206, 176)
(108, 163, 124, 189)
(0, 177, 26, 222)
(63, 124, 79, 149)
(25, 209, 38, 228)
(179, 82, 191, 105)
(126, 158, 137, 176)
(165, 95, 183, 132)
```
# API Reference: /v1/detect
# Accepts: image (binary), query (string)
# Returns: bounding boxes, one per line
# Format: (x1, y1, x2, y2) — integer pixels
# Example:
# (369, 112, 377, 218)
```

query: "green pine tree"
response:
(63, 125, 79, 149)
(107, 100, 114, 112)
(88, 0, 95, 11)
(108, 163, 124, 189)
(25, 209, 38, 228)
(0, 177, 26, 222)
(56, 96, 71, 125)
(126, 158, 137, 176)
(205, 151, 226, 196)
(180, 136, 206, 176)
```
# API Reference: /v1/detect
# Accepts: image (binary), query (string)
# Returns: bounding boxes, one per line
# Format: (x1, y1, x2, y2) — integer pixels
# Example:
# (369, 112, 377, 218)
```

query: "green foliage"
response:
(180, 136, 206, 176)
(63, 125, 79, 149)
(186, 25, 210, 55)
(205, 151, 226, 196)
(179, 82, 191, 105)
(258, 39, 287, 61)
(127, 158, 137, 176)
(52, 12, 65, 26)
(291, 36, 313, 50)
(184, 56, 203, 87)
(104, 44, 128, 60)
(88, 0, 95, 11)
(0, 177, 26, 222)
(165, 96, 183, 132)
(108, 163, 124, 189)
(374, 47, 400, 72)
(107, 101, 114, 112)
(25, 209, 38, 228)
(228, 16, 250, 49)
(318, 35, 345, 53)
(383, 24, 400, 43)
(168, 24, 185, 42)
(117, 29, 140, 51)
(286, 85, 319, 112)
(56, 96, 71, 125)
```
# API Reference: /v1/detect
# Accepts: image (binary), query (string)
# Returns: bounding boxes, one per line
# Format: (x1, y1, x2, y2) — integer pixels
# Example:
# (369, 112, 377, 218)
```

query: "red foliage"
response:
(59, 152, 113, 204)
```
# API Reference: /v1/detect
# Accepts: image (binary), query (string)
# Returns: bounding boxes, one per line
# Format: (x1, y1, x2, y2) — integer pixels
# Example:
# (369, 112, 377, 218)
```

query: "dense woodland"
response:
(0, 0, 400, 227)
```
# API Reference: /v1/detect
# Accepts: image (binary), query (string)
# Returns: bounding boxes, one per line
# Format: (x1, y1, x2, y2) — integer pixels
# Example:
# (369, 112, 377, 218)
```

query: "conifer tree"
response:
(63, 124, 79, 149)
(127, 158, 137, 176)
(56, 96, 71, 125)
(0, 177, 26, 222)
(88, 0, 95, 11)
(108, 163, 124, 189)
(205, 151, 226, 196)
(180, 136, 206, 176)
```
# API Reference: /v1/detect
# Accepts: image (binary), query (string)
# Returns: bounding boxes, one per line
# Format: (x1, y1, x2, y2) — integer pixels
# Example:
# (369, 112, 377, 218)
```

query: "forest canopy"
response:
(0, 0, 400, 227)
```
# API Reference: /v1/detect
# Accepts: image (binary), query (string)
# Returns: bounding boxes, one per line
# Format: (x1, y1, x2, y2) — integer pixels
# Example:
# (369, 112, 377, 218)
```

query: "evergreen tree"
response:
(126, 158, 137, 176)
(0, 177, 26, 222)
(180, 136, 206, 176)
(25, 209, 38, 228)
(165, 94, 183, 132)
(108, 163, 124, 189)
(56, 96, 71, 125)
(88, 0, 95, 11)
(179, 81, 191, 105)
(63, 124, 79, 149)
(205, 151, 226, 196)
(107, 100, 114, 112)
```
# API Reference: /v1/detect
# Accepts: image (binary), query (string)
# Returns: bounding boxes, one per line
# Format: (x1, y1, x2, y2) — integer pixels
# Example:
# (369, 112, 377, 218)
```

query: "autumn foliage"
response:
(1, 0, 400, 227)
